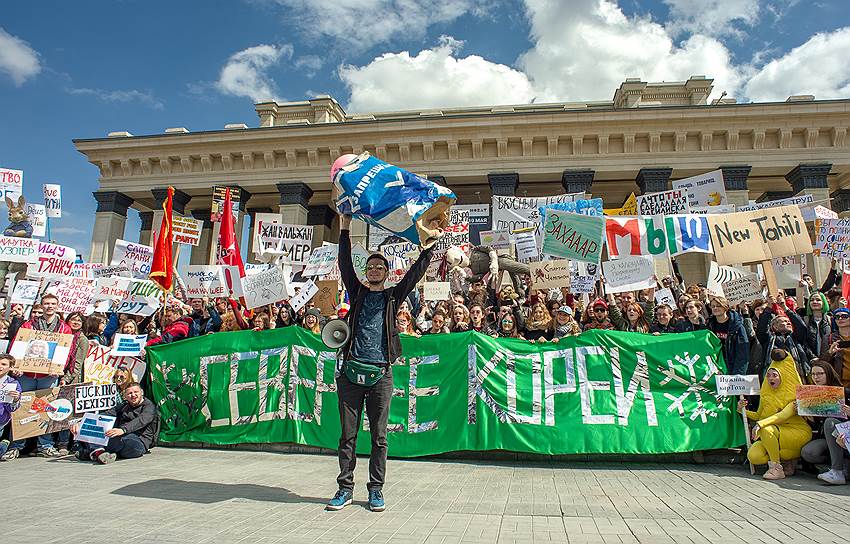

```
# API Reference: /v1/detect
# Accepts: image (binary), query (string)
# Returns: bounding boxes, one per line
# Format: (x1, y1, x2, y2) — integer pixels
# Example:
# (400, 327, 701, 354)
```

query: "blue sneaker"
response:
(326, 489, 353, 511)
(368, 489, 385, 512)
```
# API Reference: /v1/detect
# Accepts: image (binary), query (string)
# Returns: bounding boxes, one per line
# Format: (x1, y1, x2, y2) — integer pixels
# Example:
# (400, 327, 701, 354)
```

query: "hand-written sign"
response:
(636, 189, 689, 215)
(0, 236, 38, 263)
(10, 328, 73, 374)
(28, 242, 78, 279)
(814, 218, 850, 258)
(479, 229, 511, 250)
(707, 205, 812, 265)
(50, 278, 97, 314)
(24, 203, 46, 237)
(707, 261, 750, 298)
(423, 281, 451, 301)
(241, 265, 289, 310)
(289, 280, 318, 313)
(93, 276, 130, 301)
(739, 194, 817, 222)
(314, 279, 338, 316)
(83, 342, 147, 385)
(433, 208, 471, 254)
(672, 170, 726, 209)
(606, 215, 712, 258)
(721, 273, 762, 306)
(796, 385, 845, 417)
(116, 279, 161, 316)
(257, 222, 314, 264)
(654, 287, 677, 309)
(93, 265, 132, 278)
(492, 193, 584, 233)
(71, 263, 103, 279)
(541, 209, 604, 264)
(530, 259, 571, 289)
(716, 375, 761, 396)
(0, 167, 23, 200)
(43, 184, 62, 218)
(11, 385, 79, 439)
(11, 279, 40, 305)
(303, 244, 337, 277)
(73, 383, 118, 413)
(185, 265, 226, 297)
(513, 229, 539, 263)
(602, 255, 655, 294)
(111, 239, 153, 278)
(172, 216, 203, 246)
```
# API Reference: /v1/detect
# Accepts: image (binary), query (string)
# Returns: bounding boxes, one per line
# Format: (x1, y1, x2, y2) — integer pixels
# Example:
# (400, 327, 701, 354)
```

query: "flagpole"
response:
(46, 216, 51, 242)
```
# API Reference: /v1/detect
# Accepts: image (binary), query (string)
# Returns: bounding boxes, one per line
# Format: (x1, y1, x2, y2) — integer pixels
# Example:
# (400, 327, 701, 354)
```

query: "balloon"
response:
(330, 154, 358, 181)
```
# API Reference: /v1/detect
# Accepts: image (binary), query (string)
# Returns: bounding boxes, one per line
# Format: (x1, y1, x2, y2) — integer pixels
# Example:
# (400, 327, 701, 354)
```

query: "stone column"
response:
(636, 167, 673, 194)
(276, 182, 313, 224)
(189, 210, 213, 265)
(308, 205, 336, 248)
(832, 189, 850, 219)
(787, 163, 833, 285)
(561, 169, 594, 197)
(206, 186, 249, 263)
(89, 191, 133, 264)
(246, 207, 273, 262)
(720, 165, 751, 207)
(138, 211, 153, 246)
(488, 173, 519, 196)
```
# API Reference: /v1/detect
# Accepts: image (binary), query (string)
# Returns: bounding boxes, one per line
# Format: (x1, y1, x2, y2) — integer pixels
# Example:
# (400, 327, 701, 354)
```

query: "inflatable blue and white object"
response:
(332, 152, 456, 248)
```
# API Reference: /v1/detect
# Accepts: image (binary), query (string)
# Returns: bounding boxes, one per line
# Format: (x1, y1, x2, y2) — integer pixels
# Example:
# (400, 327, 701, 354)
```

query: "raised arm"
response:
(394, 245, 435, 300)
(337, 216, 362, 299)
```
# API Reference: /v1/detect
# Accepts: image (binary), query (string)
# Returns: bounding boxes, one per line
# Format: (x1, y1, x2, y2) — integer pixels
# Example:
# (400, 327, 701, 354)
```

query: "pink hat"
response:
(330, 154, 358, 181)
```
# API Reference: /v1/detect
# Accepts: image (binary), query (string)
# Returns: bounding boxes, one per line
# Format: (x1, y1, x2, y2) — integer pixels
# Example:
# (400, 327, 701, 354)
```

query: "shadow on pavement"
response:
(111, 478, 327, 505)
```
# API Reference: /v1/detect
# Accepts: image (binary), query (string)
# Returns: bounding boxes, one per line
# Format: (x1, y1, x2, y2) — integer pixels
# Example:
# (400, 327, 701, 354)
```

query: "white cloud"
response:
(0, 27, 41, 86)
(518, 0, 744, 103)
(294, 55, 324, 77)
(744, 26, 850, 101)
(51, 226, 86, 235)
(662, 0, 760, 37)
(339, 36, 535, 112)
(215, 44, 292, 102)
(68, 87, 164, 109)
(266, 0, 490, 51)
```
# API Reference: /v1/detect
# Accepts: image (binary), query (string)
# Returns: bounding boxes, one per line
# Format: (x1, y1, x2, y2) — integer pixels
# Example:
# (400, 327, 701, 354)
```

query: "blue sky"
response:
(1, 0, 848, 259)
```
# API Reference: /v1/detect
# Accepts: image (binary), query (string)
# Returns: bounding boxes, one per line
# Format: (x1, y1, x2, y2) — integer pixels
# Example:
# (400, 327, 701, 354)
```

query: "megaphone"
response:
(321, 319, 351, 349)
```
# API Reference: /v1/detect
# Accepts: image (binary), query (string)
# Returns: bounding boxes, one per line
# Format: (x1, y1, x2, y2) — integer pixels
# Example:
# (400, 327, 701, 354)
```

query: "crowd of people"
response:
(0, 250, 849, 483)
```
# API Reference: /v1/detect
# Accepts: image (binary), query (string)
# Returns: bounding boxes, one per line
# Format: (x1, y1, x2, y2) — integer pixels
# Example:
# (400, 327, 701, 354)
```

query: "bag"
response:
(343, 359, 385, 387)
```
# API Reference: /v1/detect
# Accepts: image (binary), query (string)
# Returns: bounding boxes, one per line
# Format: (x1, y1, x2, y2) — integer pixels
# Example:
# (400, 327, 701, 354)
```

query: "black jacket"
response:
(338, 229, 433, 365)
(106, 397, 158, 451)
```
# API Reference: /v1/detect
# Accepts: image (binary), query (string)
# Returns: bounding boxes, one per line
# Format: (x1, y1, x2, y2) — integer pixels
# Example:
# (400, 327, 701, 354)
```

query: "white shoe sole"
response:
(325, 499, 352, 511)
(370, 504, 385, 512)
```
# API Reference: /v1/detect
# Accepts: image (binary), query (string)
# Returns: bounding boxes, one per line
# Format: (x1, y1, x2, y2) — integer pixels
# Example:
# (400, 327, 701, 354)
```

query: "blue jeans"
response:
(81, 433, 146, 460)
(10, 375, 59, 452)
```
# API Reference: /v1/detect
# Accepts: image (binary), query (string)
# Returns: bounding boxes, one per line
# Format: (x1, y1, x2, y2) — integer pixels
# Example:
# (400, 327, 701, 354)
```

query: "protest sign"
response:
(10, 279, 40, 305)
(0, 236, 38, 263)
(707, 261, 750, 298)
(11, 384, 79, 439)
(479, 229, 511, 250)
(814, 218, 850, 258)
(24, 203, 46, 237)
(351, 244, 370, 283)
(541, 209, 604, 264)
(772, 255, 801, 289)
(636, 189, 689, 215)
(796, 385, 845, 417)
(433, 207, 470, 254)
(514, 229, 539, 263)
(605, 215, 712, 260)
(93, 276, 130, 301)
(530, 259, 571, 289)
(0, 383, 16, 404)
(738, 194, 818, 222)
(570, 272, 596, 294)
(241, 266, 289, 310)
(539, 198, 604, 227)
(368, 223, 397, 251)
(112, 334, 147, 357)
(110, 239, 153, 278)
(424, 281, 451, 301)
(314, 280, 338, 316)
(716, 375, 761, 396)
(815, 205, 838, 220)
(75, 413, 116, 446)
(43, 184, 61, 218)
(71, 263, 103, 279)
(185, 265, 226, 297)
(654, 287, 677, 309)
(93, 265, 132, 278)
(455, 203, 490, 245)
(172, 216, 203, 246)
(28, 242, 77, 279)
(211, 185, 240, 222)
(492, 193, 584, 233)
(381, 241, 418, 261)
(51, 278, 96, 314)
(603, 192, 637, 216)
(721, 273, 762, 306)
(707, 205, 812, 265)
(258, 223, 313, 264)
(115, 279, 161, 316)
(672, 170, 726, 209)
(83, 343, 116, 384)
(74, 383, 118, 413)
(251, 212, 281, 252)
(0, 167, 23, 200)
(303, 244, 338, 277)
(289, 280, 318, 312)
(602, 255, 655, 294)
(10, 329, 73, 374)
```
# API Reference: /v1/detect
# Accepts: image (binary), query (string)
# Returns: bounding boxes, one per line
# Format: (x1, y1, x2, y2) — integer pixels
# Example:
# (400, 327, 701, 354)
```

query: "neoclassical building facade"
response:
(74, 76, 850, 282)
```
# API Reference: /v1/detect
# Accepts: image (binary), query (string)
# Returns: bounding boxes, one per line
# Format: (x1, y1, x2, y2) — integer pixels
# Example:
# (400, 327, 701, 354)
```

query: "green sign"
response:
(541, 209, 605, 264)
(148, 328, 744, 456)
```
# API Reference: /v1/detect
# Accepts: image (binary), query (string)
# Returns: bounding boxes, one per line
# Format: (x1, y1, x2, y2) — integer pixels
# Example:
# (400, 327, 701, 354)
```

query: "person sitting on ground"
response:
(707, 296, 750, 375)
(800, 360, 850, 485)
(523, 303, 554, 343)
(0, 353, 21, 460)
(650, 304, 676, 334)
(552, 305, 581, 340)
(72, 382, 158, 464)
(739, 349, 812, 480)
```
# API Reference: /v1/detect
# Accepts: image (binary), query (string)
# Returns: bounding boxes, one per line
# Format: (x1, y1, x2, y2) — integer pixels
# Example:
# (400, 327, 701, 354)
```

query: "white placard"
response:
(707, 261, 750, 298)
(110, 239, 153, 279)
(73, 383, 118, 413)
(721, 273, 762, 306)
(289, 279, 318, 312)
(479, 229, 511, 249)
(50, 278, 97, 314)
(423, 281, 451, 301)
(185, 265, 226, 297)
(43, 184, 61, 218)
(115, 279, 161, 316)
(0, 236, 38, 263)
(10, 279, 40, 305)
(24, 203, 46, 238)
(240, 266, 289, 310)
(0, 167, 23, 200)
(93, 276, 131, 301)
(303, 244, 338, 277)
(491, 193, 584, 233)
(738, 194, 817, 222)
(772, 255, 801, 289)
(111, 334, 147, 356)
(636, 189, 689, 215)
(602, 255, 655, 294)
(257, 222, 314, 264)
(27, 242, 78, 279)
(172, 216, 203, 246)
(251, 212, 281, 254)
(530, 259, 571, 289)
(654, 287, 677, 309)
(92, 265, 132, 279)
(672, 170, 727, 209)
(716, 375, 761, 396)
(74, 413, 116, 446)
(514, 230, 539, 263)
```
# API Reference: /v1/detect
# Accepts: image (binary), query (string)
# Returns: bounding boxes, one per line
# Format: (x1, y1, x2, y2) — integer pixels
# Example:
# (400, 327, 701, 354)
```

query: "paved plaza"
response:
(3, 447, 849, 543)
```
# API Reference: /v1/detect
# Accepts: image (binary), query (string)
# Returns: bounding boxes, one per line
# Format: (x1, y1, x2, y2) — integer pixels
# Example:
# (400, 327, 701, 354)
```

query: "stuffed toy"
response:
(441, 246, 470, 294)
(467, 245, 529, 297)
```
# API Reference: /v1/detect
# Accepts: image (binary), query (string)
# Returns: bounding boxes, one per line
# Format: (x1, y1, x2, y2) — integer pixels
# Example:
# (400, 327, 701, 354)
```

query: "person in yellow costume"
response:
(738, 349, 812, 480)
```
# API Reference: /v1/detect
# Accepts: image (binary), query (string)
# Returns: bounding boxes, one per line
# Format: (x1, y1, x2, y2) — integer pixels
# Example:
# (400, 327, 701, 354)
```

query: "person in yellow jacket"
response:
(738, 348, 812, 480)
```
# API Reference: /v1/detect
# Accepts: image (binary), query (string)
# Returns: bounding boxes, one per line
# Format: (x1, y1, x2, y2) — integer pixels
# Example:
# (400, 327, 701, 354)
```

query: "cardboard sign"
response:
(423, 281, 451, 301)
(112, 334, 147, 357)
(115, 279, 161, 316)
(0, 236, 38, 263)
(602, 255, 655, 294)
(289, 280, 318, 312)
(636, 189, 689, 215)
(603, 192, 637, 216)
(796, 385, 845, 417)
(707, 205, 812, 265)
(479, 229, 511, 250)
(110, 239, 153, 279)
(721, 273, 762, 306)
(314, 280, 338, 316)
(492, 193, 584, 233)
(716, 375, 761, 396)
(10, 328, 73, 374)
(75, 412, 116, 446)
(241, 266, 289, 310)
(707, 261, 750, 298)
(772, 255, 801, 289)
(0, 167, 23, 200)
(11, 384, 79, 439)
(185, 265, 226, 297)
(24, 203, 47, 237)
(51, 278, 97, 314)
(211, 185, 240, 222)
(10, 279, 40, 305)
(541, 210, 604, 264)
(814, 218, 850, 258)
(43, 184, 62, 218)
(83, 342, 146, 384)
(73, 383, 118, 413)
(514, 229, 539, 263)
(93, 276, 131, 301)
(303, 244, 338, 277)
(654, 287, 677, 309)
(530, 259, 571, 289)
(672, 170, 727, 209)
(172, 216, 203, 246)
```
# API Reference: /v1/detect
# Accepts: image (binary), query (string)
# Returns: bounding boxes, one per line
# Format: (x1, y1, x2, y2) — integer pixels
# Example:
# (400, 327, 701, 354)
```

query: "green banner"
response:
(147, 327, 744, 456)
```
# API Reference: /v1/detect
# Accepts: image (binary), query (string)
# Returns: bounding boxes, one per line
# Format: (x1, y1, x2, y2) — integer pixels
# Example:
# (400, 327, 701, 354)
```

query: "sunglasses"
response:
(836, 313, 850, 320)
(366, 264, 386, 271)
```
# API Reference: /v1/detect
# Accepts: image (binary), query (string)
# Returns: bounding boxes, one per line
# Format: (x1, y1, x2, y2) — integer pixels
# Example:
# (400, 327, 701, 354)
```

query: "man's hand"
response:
(70, 423, 80, 435)
(105, 428, 125, 438)
(7, 390, 19, 401)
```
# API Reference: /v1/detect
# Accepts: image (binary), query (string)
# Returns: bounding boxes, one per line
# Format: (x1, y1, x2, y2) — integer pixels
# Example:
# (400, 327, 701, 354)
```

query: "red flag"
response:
(149, 186, 174, 291)
(216, 187, 245, 276)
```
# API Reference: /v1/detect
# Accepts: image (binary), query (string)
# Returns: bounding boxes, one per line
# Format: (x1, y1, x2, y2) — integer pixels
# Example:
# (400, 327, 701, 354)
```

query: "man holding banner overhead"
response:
(327, 211, 435, 513)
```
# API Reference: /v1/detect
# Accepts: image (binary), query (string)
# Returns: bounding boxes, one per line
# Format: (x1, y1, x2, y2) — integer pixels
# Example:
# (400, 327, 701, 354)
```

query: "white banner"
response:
(492, 193, 584, 234)
(110, 239, 153, 279)
(24, 203, 46, 238)
(93, 276, 131, 301)
(602, 255, 655, 294)
(636, 189, 689, 215)
(185, 265, 226, 297)
(672, 170, 727, 209)
(289, 279, 318, 312)
(115, 279, 161, 316)
(0, 168, 23, 201)
(43, 184, 61, 218)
